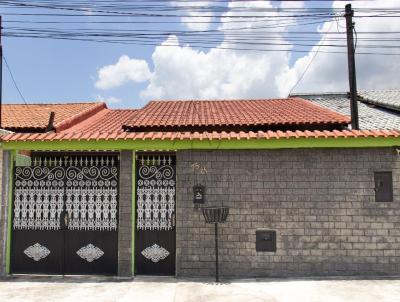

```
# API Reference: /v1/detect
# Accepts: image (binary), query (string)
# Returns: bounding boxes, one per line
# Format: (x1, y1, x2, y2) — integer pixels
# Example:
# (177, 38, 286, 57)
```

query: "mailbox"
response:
(256, 230, 276, 252)
(193, 185, 205, 204)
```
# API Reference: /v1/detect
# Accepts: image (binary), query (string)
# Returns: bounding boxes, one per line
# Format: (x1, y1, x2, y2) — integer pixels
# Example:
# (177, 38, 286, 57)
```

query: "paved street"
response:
(0, 276, 399, 302)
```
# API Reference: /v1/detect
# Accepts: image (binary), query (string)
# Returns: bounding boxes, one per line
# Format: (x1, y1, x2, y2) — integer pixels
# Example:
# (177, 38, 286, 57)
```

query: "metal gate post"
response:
(214, 222, 219, 282)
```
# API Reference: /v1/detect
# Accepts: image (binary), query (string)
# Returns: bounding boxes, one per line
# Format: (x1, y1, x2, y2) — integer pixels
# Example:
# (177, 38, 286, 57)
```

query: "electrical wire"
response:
(1, 1, 399, 56)
(289, 21, 335, 95)
(3, 53, 28, 104)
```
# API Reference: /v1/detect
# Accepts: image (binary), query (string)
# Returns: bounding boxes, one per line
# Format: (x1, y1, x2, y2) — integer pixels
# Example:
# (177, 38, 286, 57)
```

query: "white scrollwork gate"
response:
(11, 153, 119, 275)
(135, 153, 176, 275)
(136, 156, 175, 231)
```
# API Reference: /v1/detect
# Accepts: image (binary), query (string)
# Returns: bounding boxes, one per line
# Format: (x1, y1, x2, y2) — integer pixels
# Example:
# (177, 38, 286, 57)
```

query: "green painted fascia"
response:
(131, 151, 136, 275)
(2, 136, 400, 151)
(6, 151, 16, 274)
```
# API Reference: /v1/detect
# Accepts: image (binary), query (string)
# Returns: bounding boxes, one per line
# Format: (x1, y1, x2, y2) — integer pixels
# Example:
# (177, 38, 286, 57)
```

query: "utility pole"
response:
(345, 4, 359, 130)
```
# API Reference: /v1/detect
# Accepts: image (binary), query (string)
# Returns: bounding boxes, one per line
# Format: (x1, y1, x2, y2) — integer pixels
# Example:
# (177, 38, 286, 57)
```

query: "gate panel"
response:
(11, 154, 120, 275)
(135, 154, 176, 276)
(11, 166, 65, 274)
(63, 164, 119, 275)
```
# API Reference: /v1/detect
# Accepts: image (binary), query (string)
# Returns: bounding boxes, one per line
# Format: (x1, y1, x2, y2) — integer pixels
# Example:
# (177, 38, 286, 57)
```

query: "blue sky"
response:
(2, 1, 399, 109)
(2, 4, 157, 108)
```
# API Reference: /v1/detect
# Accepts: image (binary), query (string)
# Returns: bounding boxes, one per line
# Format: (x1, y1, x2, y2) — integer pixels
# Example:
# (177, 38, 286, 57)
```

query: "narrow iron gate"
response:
(11, 153, 119, 275)
(135, 154, 176, 275)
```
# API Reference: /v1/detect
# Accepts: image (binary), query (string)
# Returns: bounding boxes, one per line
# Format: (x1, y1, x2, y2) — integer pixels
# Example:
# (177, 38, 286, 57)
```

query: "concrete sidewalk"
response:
(0, 276, 399, 302)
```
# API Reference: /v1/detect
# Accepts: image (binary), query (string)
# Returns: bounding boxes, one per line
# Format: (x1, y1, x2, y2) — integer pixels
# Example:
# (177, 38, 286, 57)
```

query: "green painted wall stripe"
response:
(131, 151, 136, 275)
(2, 136, 400, 151)
(6, 151, 15, 274)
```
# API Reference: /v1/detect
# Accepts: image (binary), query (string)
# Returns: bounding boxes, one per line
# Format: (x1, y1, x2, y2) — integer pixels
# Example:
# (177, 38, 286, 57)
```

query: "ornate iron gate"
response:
(11, 154, 119, 275)
(135, 154, 176, 275)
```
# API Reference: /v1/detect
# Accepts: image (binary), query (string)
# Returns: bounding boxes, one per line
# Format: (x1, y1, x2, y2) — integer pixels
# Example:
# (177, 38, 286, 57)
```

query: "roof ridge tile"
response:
(55, 103, 107, 132)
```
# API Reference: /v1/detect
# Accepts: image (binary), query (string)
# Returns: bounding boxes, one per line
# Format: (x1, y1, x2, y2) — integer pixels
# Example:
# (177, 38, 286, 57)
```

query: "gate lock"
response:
(64, 213, 69, 227)
(61, 212, 69, 228)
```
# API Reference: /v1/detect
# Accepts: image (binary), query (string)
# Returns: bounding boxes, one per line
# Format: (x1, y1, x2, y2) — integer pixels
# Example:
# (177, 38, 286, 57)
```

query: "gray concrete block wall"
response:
(118, 150, 133, 277)
(176, 148, 400, 278)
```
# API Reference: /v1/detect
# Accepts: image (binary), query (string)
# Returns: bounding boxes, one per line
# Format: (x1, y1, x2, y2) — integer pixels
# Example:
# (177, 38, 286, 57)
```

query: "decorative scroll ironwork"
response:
(14, 166, 65, 230)
(136, 155, 176, 231)
(65, 166, 118, 231)
(141, 244, 170, 263)
(76, 244, 104, 262)
(24, 243, 51, 261)
(13, 155, 119, 231)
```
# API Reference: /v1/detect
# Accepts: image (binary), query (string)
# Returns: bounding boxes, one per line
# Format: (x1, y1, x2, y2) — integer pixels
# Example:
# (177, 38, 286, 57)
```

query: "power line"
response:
(1, 1, 400, 56)
(5, 32, 400, 56)
(1, 1, 397, 17)
(3, 53, 28, 104)
(289, 21, 334, 95)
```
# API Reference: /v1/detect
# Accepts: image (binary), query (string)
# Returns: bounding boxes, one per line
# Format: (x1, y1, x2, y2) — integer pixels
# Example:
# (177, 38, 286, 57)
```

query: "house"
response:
(0, 96, 399, 278)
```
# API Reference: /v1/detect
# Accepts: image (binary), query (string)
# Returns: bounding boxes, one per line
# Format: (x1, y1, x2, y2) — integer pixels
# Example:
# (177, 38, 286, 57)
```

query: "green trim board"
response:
(2, 136, 400, 151)
(131, 151, 136, 275)
(6, 151, 16, 274)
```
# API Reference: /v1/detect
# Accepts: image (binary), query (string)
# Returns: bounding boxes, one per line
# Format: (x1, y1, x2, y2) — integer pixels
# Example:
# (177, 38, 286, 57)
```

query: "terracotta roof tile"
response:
(1, 102, 106, 132)
(64, 109, 137, 133)
(123, 98, 350, 131)
(3, 129, 399, 143)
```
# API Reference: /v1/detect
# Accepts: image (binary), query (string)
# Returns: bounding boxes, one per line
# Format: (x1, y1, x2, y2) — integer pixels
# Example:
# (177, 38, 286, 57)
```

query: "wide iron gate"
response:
(135, 153, 176, 275)
(11, 153, 119, 275)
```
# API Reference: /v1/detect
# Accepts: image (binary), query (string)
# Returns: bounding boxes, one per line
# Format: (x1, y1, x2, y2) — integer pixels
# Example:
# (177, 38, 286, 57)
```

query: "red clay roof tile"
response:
(122, 97, 350, 131)
(2, 129, 399, 143)
(64, 109, 137, 133)
(1, 102, 106, 132)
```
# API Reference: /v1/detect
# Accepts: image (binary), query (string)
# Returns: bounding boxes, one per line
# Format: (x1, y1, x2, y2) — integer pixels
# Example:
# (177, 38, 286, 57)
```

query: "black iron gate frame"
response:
(10, 151, 120, 275)
(134, 151, 177, 276)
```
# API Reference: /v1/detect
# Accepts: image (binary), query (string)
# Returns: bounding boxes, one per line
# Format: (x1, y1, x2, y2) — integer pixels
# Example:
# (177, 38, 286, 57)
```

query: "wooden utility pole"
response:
(345, 4, 359, 130)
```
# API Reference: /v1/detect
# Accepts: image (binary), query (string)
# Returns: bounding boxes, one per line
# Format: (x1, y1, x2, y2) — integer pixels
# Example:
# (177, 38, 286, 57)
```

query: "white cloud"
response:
(140, 34, 290, 100)
(95, 95, 122, 105)
(95, 0, 400, 101)
(279, 1, 305, 9)
(95, 55, 152, 90)
(171, 1, 213, 31)
(281, 0, 400, 95)
(141, 1, 296, 100)
(219, 0, 303, 32)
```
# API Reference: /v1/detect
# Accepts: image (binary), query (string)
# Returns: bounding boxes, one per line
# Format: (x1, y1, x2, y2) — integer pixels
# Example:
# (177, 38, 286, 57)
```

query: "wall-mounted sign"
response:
(193, 185, 205, 204)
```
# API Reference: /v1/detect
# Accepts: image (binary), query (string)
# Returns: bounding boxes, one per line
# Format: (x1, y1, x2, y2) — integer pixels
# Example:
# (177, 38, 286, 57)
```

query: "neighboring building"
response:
(292, 90, 400, 130)
(0, 96, 399, 279)
(359, 90, 400, 112)
(1, 102, 106, 133)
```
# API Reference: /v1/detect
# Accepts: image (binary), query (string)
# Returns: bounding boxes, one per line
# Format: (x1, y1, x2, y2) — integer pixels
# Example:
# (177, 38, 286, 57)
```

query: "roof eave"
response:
(2, 131, 400, 151)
